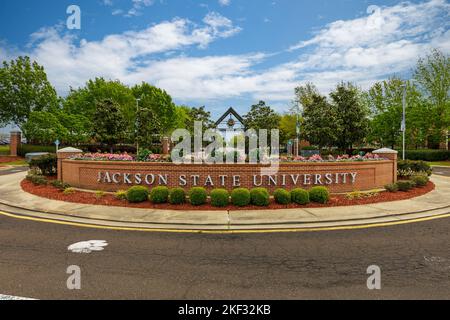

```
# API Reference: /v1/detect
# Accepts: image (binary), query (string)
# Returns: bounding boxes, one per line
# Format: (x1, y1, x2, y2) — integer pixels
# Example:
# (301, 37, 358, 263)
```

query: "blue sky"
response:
(0, 0, 449, 119)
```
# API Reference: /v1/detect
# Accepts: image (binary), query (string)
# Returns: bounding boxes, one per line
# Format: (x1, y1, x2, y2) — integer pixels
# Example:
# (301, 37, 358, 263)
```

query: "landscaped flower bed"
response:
(69, 152, 386, 163)
(21, 176, 435, 211)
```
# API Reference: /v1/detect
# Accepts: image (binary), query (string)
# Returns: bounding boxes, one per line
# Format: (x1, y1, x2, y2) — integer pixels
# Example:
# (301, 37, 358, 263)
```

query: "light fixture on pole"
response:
(136, 97, 141, 156)
(401, 82, 407, 161)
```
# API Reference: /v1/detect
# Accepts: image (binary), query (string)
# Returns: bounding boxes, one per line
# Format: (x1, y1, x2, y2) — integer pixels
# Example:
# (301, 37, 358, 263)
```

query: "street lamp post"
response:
(401, 83, 407, 161)
(136, 98, 141, 156)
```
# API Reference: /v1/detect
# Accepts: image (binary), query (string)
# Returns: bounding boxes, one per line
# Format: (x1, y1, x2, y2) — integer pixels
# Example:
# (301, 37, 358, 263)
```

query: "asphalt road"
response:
(0, 166, 28, 176)
(432, 166, 450, 177)
(0, 212, 449, 300)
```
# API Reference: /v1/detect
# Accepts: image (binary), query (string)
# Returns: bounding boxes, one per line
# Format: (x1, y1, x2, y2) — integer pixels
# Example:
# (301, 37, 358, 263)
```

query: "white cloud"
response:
(126, 0, 155, 17)
(219, 0, 231, 6)
(1, 0, 449, 110)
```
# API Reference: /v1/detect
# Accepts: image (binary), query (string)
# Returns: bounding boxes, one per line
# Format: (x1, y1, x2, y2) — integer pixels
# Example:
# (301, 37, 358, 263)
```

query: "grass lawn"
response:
(0, 145, 9, 155)
(0, 160, 28, 166)
(427, 161, 450, 167)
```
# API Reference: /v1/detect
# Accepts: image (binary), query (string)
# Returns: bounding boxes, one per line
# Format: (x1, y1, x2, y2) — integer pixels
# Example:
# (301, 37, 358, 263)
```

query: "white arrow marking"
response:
(68, 240, 108, 253)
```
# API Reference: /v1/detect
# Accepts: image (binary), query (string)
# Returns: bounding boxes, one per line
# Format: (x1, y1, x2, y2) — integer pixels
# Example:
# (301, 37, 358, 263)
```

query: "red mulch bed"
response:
(21, 179, 436, 211)
(0, 156, 23, 164)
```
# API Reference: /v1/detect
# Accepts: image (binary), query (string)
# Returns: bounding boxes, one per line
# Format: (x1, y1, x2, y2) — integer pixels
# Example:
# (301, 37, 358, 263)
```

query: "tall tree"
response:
(63, 78, 135, 139)
(22, 111, 68, 145)
(132, 83, 176, 136)
(92, 99, 127, 153)
(330, 82, 369, 151)
(244, 101, 281, 133)
(302, 94, 338, 149)
(367, 78, 422, 149)
(186, 106, 215, 132)
(294, 82, 320, 111)
(279, 113, 297, 145)
(136, 106, 161, 150)
(414, 49, 450, 148)
(0, 56, 59, 130)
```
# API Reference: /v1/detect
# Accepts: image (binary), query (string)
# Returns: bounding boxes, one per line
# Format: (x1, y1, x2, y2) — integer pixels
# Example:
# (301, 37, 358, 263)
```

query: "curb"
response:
(1, 199, 450, 233)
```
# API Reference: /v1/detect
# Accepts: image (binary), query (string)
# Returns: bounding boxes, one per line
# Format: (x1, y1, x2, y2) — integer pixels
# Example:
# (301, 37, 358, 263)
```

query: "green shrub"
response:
(397, 180, 415, 192)
(95, 190, 106, 199)
(63, 187, 76, 195)
(169, 188, 186, 205)
(126, 186, 150, 203)
(137, 148, 152, 162)
(291, 188, 310, 205)
(26, 174, 48, 186)
(189, 187, 207, 206)
(412, 175, 429, 187)
(309, 187, 330, 204)
(403, 150, 450, 162)
(211, 189, 230, 207)
(50, 180, 71, 190)
(114, 190, 127, 200)
(231, 188, 251, 207)
(18, 144, 56, 157)
(274, 189, 291, 205)
(384, 183, 399, 193)
(250, 188, 270, 207)
(29, 154, 57, 176)
(398, 160, 432, 177)
(150, 186, 169, 204)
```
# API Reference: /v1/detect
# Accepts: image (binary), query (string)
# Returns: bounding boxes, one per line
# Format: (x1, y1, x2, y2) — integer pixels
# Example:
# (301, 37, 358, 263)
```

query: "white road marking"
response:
(68, 240, 108, 253)
(0, 294, 36, 300)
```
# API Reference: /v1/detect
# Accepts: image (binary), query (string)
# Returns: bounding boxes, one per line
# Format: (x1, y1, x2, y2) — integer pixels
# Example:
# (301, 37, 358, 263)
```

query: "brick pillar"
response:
(162, 137, 170, 155)
(57, 147, 83, 181)
(9, 131, 21, 156)
(373, 148, 398, 183)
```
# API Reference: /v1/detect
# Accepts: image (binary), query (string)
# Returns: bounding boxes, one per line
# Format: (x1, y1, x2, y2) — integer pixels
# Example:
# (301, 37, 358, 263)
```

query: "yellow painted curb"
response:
(1, 210, 450, 234)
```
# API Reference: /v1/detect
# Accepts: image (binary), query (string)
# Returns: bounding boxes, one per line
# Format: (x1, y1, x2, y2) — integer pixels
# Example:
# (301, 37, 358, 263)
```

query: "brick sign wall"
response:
(60, 159, 396, 193)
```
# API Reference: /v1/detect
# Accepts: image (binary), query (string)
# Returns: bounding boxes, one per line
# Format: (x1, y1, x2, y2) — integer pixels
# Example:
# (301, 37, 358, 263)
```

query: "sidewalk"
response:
(0, 172, 449, 231)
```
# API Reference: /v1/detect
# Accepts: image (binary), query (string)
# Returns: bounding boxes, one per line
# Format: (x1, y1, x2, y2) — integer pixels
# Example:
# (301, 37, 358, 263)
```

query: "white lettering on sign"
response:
(95, 172, 358, 187)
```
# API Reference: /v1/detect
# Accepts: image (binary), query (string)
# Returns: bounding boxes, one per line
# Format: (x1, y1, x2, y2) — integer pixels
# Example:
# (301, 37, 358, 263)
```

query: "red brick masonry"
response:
(60, 159, 396, 193)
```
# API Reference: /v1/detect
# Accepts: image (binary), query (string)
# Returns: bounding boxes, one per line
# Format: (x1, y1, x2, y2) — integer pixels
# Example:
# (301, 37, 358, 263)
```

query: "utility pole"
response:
(136, 98, 141, 156)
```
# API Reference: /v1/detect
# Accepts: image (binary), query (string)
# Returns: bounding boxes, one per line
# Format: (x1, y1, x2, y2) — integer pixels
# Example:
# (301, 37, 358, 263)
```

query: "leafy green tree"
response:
(22, 111, 68, 145)
(414, 49, 450, 147)
(294, 82, 320, 111)
(244, 101, 280, 133)
(136, 106, 161, 149)
(330, 82, 369, 151)
(279, 113, 297, 145)
(367, 78, 422, 149)
(63, 78, 135, 139)
(302, 94, 338, 149)
(186, 106, 215, 132)
(0, 56, 59, 130)
(92, 99, 127, 152)
(132, 83, 176, 136)
(57, 112, 91, 145)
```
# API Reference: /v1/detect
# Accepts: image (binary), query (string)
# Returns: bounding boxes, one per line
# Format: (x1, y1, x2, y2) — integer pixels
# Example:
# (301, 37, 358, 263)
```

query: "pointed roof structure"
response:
(214, 107, 245, 128)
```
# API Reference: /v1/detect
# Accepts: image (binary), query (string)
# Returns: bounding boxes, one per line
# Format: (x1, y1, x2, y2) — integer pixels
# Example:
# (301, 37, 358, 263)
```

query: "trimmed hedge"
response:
(384, 183, 399, 193)
(150, 186, 169, 204)
(397, 180, 415, 192)
(18, 144, 56, 157)
(50, 180, 71, 190)
(26, 174, 47, 186)
(211, 189, 230, 207)
(274, 189, 291, 205)
(403, 149, 450, 162)
(250, 188, 270, 207)
(114, 190, 127, 200)
(231, 188, 251, 207)
(412, 175, 429, 187)
(126, 186, 149, 203)
(309, 187, 330, 204)
(398, 160, 432, 176)
(291, 188, 310, 205)
(169, 188, 186, 205)
(29, 154, 57, 176)
(189, 187, 208, 206)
